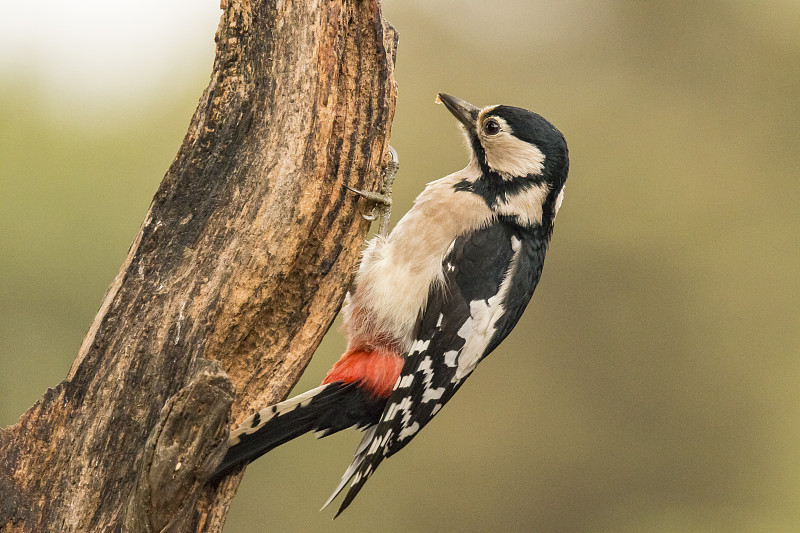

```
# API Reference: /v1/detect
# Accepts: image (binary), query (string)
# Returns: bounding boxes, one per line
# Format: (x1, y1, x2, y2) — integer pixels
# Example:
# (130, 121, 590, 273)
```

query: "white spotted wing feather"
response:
(329, 221, 549, 516)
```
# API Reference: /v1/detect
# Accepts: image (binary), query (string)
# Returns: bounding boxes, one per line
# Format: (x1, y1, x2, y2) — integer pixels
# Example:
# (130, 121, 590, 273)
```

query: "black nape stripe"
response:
(454, 172, 546, 209)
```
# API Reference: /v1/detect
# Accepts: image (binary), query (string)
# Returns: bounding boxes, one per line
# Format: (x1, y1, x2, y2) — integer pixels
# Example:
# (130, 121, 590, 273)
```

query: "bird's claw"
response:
(345, 146, 399, 237)
(344, 185, 392, 207)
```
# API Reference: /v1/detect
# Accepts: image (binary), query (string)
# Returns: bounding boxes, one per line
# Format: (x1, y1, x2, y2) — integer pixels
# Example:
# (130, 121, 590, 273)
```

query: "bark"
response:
(0, 1, 397, 531)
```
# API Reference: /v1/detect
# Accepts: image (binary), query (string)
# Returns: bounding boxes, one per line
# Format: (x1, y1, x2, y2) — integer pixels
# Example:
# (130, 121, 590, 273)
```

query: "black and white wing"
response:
(328, 221, 550, 516)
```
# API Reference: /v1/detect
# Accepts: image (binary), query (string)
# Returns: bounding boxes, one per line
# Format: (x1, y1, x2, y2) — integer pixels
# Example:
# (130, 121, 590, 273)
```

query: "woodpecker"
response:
(211, 94, 569, 516)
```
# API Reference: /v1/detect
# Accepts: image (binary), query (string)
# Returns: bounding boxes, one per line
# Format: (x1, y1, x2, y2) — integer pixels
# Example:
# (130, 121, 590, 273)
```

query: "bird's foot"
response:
(345, 146, 398, 237)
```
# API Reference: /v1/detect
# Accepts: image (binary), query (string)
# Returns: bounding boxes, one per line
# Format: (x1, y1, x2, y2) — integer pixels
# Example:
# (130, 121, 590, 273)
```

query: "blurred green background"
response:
(2, 1, 799, 531)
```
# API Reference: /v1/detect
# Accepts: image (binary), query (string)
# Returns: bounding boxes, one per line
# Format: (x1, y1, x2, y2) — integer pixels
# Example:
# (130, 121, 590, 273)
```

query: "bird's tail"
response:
(210, 382, 358, 480)
(320, 425, 376, 512)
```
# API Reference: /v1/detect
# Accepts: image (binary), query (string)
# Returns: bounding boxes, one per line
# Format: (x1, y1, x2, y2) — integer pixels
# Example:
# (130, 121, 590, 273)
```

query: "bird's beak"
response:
(436, 93, 479, 130)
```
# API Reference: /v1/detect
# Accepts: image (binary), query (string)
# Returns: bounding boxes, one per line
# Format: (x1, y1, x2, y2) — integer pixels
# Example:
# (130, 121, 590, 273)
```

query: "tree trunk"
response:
(0, 1, 397, 531)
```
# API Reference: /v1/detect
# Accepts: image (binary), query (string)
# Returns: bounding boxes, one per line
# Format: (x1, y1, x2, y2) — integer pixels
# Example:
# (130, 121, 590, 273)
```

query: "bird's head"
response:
(437, 93, 569, 227)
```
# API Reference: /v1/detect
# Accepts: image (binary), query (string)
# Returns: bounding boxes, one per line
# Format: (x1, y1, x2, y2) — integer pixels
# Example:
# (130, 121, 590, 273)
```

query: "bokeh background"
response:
(2, 1, 798, 531)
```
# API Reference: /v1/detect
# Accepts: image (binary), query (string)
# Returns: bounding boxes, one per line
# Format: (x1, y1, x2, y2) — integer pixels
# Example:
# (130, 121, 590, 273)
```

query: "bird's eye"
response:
(483, 119, 501, 135)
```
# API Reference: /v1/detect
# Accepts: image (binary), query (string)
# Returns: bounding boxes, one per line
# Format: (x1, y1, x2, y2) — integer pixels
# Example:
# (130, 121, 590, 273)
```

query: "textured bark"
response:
(0, 1, 397, 531)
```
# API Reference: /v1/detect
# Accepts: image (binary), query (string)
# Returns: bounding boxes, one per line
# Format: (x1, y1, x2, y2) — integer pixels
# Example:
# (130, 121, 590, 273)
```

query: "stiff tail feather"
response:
(320, 425, 376, 512)
(211, 382, 356, 481)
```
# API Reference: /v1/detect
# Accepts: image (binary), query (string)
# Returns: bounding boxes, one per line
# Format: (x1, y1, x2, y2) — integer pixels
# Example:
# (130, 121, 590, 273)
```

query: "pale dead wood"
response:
(0, 1, 397, 531)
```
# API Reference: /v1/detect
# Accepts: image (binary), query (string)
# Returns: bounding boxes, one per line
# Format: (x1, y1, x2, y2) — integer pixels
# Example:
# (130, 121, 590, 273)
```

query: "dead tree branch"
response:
(0, 1, 397, 531)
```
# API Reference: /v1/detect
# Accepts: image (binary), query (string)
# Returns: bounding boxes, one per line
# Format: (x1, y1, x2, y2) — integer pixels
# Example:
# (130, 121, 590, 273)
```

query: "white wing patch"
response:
(454, 236, 523, 381)
(456, 316, 473, 340)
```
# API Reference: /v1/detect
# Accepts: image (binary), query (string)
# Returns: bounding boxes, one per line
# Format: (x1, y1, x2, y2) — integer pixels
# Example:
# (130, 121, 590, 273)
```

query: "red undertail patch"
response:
(322, 348, 404, 398)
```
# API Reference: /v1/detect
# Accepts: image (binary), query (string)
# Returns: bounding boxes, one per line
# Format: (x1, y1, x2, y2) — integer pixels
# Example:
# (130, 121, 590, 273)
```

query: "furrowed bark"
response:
(0, 1, 397, 531)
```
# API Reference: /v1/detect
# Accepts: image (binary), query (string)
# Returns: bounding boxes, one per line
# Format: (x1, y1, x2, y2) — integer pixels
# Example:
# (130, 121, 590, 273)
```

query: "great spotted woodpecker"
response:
(211, 94, 570, 516)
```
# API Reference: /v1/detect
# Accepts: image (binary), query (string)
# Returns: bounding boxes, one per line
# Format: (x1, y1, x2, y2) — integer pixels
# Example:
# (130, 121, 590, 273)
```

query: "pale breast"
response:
(344, 166, 494, 352)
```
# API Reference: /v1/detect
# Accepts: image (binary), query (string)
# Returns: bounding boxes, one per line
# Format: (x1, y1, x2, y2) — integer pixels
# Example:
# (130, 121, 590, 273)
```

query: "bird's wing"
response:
(328, 221, 549, 516)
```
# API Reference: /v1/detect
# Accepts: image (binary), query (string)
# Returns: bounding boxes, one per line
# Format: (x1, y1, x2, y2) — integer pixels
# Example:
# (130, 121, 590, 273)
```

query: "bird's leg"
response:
(345, 146, 398, 237)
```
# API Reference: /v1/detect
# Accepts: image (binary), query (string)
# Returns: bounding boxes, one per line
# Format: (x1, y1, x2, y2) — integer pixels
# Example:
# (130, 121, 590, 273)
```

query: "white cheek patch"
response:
(482, 131, 546, 178)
